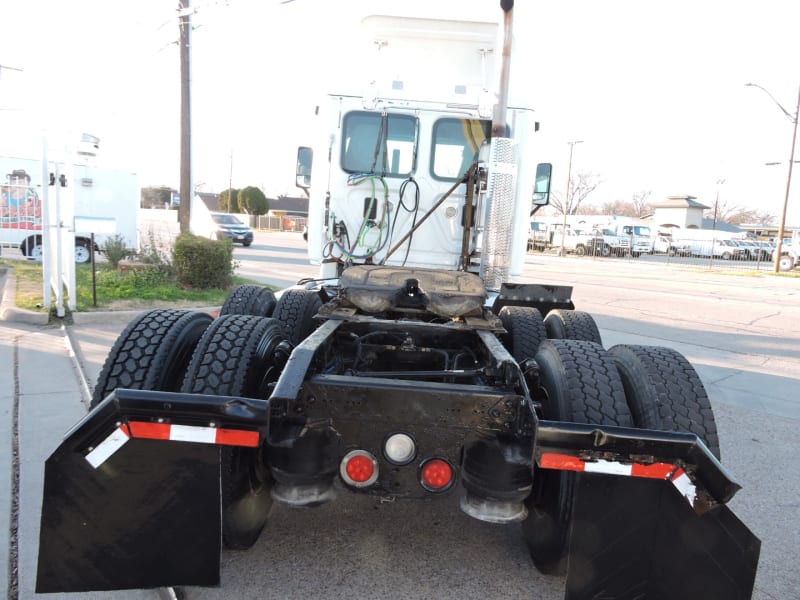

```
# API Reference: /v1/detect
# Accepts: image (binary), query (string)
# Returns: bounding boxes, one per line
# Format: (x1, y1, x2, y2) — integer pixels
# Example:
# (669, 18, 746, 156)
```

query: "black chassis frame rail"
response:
(37, 313, 760, 596)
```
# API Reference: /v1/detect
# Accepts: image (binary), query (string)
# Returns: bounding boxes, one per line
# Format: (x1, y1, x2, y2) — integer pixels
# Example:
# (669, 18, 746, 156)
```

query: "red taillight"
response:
(420, 458, 454, 492)
(346, 455, 374, 482)
(340, 450, 379, 488)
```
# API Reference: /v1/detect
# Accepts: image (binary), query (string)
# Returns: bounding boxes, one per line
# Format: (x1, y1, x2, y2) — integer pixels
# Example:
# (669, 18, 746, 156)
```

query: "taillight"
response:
(340, 450, 379, 488)
(420, 458, 454, 492)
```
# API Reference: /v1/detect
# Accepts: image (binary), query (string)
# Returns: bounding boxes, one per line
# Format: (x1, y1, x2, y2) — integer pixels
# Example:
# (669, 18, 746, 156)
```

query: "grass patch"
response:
(1, 259, 272, 312)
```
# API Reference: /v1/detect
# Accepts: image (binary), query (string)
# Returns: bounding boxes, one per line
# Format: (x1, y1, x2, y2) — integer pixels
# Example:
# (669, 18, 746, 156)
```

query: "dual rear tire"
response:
(181, 314, 290, 549)
(521, 338, 720, 574)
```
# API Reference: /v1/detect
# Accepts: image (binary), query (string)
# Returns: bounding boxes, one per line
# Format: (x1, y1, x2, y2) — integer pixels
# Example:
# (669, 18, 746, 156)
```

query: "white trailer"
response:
(0, 156, 139, 263)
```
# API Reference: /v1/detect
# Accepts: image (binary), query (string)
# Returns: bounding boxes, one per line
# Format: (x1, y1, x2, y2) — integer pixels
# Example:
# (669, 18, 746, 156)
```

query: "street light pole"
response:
(745, 82, 800, 272)
(559, 140, 583, 257)
(178, 0, 193, 234)
(712, 178, 725, 231)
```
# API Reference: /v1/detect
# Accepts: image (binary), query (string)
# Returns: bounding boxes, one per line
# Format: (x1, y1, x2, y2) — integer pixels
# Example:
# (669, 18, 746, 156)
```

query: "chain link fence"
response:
(248, 214, 307, 233)
(530, 237, 781, 273)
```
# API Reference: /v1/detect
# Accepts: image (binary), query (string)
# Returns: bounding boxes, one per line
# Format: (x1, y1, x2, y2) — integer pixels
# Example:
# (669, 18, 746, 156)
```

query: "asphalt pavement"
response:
(1, 254, 799, 600)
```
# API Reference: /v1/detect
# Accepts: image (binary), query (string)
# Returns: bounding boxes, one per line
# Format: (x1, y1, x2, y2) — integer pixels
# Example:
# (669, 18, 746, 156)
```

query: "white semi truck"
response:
(37, 4, 759, 599)
(0, 156, 139, 263)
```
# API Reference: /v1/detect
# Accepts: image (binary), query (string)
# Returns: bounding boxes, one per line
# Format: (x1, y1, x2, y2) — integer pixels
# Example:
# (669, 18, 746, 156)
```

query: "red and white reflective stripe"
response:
(85, 421, 260, 469)
(539, 452, 697, 506)
(127, 421, 259, 447)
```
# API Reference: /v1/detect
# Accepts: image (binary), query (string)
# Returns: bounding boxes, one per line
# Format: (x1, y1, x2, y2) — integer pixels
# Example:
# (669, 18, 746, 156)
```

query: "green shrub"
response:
(172, 232, 235, 289)
(103, 234, 133, 269)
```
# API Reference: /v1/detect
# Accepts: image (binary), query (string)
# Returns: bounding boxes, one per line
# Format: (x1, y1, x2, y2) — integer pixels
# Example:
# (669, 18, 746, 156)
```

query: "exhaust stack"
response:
(479, 1, 516, 290)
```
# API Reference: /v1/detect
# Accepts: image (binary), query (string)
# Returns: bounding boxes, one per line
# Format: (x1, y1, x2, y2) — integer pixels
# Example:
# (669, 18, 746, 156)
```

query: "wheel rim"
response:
(75, 244, 91, 264)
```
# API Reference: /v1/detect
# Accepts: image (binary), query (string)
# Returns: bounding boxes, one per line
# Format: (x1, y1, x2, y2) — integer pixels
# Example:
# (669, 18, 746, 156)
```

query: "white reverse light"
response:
(384, 433, 416, 465)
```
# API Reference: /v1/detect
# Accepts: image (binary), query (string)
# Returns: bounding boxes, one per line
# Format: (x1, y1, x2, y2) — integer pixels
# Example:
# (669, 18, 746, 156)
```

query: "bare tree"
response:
(631, 190, 652, 217)
(550, 171, 602, 215)
(706, 198, 775, 227)
(726, 208, 776, 226)
(599, 199, 629, 215)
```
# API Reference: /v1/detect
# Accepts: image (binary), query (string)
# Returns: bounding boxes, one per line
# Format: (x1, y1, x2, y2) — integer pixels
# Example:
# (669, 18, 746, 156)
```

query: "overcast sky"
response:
(1, 0, 799, 225)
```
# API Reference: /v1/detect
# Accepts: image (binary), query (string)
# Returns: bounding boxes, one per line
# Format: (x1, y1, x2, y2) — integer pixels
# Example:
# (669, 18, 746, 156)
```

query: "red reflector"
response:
(346, 454, 375, 483)
(128, 421, 170, 440)
(421, 458, 453, 491)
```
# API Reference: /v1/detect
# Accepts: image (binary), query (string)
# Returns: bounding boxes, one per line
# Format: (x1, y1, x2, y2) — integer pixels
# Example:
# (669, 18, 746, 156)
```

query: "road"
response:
(12, 230, 797, 600)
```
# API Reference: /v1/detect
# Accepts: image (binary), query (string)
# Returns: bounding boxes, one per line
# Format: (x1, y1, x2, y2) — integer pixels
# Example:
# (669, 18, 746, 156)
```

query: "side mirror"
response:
(296, 146, 313, 189)
(531, 162, 552, 207)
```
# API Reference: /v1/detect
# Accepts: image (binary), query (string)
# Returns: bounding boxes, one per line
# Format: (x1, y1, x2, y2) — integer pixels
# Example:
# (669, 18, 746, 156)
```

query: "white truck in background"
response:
(0, 156, 139, 263)
(773, 230, 799, 271)
(604, 216, 653, 256)
(529, 215, 652, 256)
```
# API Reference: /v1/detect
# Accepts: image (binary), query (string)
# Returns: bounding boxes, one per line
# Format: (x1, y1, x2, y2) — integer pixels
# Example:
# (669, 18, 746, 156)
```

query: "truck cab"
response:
(298, 15, 543, 285)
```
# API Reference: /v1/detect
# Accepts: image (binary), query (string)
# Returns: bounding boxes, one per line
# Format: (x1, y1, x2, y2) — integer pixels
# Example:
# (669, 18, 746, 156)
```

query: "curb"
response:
(0, 268, 49, 325)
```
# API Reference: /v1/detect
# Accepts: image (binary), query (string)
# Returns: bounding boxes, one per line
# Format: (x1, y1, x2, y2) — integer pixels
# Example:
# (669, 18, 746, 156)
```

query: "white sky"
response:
(1, 0, 799, 225)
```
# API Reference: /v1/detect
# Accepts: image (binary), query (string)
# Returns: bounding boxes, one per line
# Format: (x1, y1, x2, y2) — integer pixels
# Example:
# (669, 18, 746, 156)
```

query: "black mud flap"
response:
(36, 388, 269, 593)
(565, 474, 761, 600)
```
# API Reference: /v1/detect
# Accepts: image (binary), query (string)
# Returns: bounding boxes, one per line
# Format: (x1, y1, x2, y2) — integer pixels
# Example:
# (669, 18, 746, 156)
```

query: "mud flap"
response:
(36, 388, 270, 592)
(565, 474, 761, 600)
(37, 437, 220, 592)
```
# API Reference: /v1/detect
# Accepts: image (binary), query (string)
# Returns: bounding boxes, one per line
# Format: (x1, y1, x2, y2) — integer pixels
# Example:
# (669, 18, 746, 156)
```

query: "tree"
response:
(598, 190, 652, 217)
(705, 197, 775, 227)
(549, 171, 602, 215)
(218, 188, 240, 212)
(238, 186, 269, 215)
(631, 190, 653, 218)
(140, 186, 176, 209)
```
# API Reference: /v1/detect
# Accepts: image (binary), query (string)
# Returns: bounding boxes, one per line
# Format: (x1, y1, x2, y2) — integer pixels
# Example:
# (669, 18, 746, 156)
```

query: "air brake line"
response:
(383, 164, 477, 263)
(325, 174, 390, 262)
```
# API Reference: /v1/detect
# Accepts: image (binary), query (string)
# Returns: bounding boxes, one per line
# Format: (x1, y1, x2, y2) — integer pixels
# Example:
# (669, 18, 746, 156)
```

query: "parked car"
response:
(732, 240, 760, 260)
(210, 213, 254, 246)
(652, 235, 690, 257)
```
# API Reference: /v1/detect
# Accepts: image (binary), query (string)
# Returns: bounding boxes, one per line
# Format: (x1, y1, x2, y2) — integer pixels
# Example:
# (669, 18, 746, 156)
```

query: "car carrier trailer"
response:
(37, 3, 759, 598)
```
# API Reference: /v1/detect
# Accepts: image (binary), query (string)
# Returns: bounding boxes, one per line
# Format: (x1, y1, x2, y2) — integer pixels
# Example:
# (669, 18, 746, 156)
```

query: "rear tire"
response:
(498, 306, 546, 363)
(74, 241, 92, 264)
(543, 309, 602, 345)
(272, 288, 323, 345)
(609, 344, 720, 459)
(778, 255, 794, 271)
(21, 237, 43, 261)
(521, 339, 632, 574)
(181, 315, 289, 550)
(92, 309, 213, 408)
(220, 284, 277, 317)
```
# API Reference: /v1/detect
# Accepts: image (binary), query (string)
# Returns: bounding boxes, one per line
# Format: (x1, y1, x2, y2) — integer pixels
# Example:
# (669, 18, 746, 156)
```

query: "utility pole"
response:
(745, 82, 800, 273)
(559, 140, 583, 257)
(774, 86, 800, 272)
(178, 0, 193, 233)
